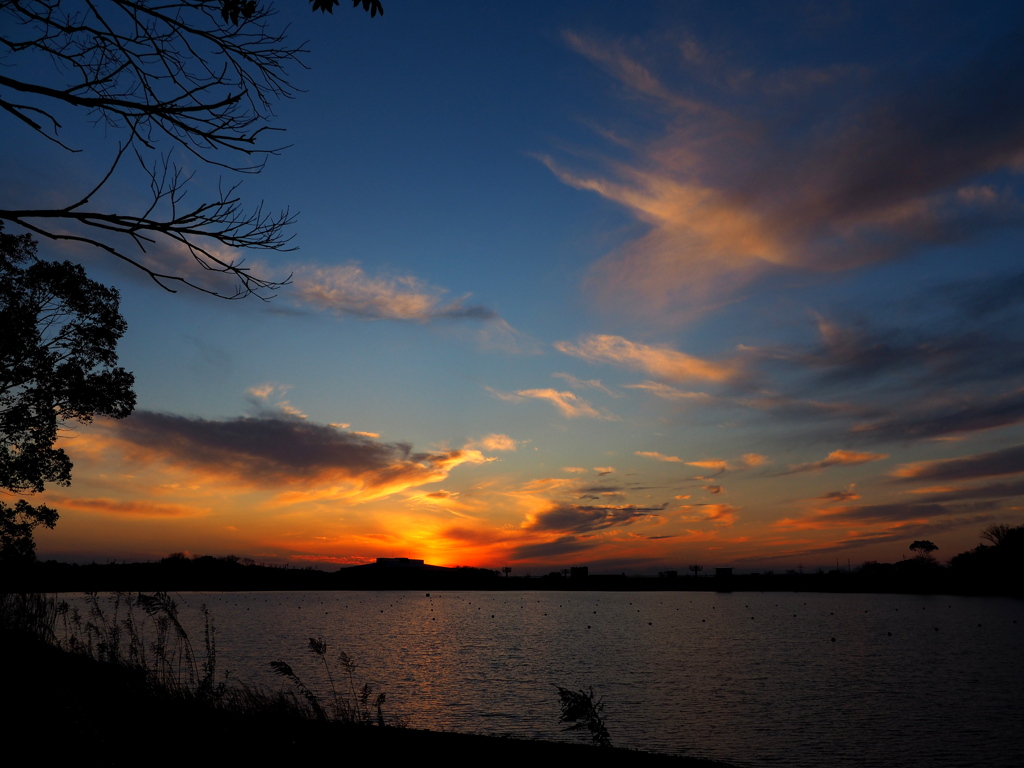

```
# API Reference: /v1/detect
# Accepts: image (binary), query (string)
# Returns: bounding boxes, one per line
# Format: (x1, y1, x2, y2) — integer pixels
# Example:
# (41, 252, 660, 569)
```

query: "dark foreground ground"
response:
(10, 637, 735, 766)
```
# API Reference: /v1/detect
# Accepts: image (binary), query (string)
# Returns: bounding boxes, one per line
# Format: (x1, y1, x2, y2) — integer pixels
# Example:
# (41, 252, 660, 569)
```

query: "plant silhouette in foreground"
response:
(555, 685, 611, 747)
(0, 591, 58, 642)
(271, 637, 394, 726)
(54, 591, 223, 701)
(4, 592, 402, 728)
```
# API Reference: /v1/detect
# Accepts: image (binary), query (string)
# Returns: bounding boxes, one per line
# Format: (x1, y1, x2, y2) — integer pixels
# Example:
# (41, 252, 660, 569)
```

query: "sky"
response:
(6, 0, 1024, 573)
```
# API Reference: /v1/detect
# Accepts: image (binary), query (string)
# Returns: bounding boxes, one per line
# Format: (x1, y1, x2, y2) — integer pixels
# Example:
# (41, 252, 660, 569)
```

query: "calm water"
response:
(69, 590, 1024, 767)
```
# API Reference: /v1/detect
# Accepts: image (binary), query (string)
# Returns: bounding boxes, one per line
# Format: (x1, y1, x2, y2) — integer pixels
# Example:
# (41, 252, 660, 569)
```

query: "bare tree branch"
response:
(0, 151, 297, 298)
(0, 0, 377, 298)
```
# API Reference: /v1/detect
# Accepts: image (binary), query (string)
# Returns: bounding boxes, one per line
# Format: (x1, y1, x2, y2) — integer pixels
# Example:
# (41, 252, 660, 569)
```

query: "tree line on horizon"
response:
(5, 524, 1022, 597)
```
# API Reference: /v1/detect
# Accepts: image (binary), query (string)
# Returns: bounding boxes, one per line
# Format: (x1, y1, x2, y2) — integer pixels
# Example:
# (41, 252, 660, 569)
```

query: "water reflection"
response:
(67, 591, 1023, 767)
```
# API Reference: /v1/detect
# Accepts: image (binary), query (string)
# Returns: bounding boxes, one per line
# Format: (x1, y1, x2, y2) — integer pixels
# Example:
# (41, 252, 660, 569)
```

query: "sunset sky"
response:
(8, 0, 1024, 573)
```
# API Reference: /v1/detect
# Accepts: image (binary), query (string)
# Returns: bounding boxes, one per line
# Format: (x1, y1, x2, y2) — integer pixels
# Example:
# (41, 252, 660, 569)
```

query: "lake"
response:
(67, 590, 1024, 767)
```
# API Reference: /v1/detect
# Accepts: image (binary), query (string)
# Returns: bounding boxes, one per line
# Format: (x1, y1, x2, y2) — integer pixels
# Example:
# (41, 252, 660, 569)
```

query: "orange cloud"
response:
(687, 459, 731, 473)
(678, 503, 739, 526)
(515, 388, 612, 419)
(291, 262, 496, 321)
(775, 498, 974, 532)
(624, 381, 713, 402)
(543, 155, 792, 314)
(466, 434, 519, 451)
(636, 450, 682, 462)
(45, 495, 210, 518)
(891, 444, 1024, 481)
(556, 335, 741, 383)
(780, 450, 888, 475)
(90, 411, 489, 505)
(550, 30, 1024, 323)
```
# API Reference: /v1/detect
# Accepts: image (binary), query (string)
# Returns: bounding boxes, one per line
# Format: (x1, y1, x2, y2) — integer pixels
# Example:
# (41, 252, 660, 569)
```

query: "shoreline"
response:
(10, 634, 736, 766)
(9, 555, 1021, 597)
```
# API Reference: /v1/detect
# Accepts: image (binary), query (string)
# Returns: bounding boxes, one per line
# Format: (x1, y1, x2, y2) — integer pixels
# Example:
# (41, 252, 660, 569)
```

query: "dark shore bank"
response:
(10, 550, 1023, 597)
(10, 635, 734, 766)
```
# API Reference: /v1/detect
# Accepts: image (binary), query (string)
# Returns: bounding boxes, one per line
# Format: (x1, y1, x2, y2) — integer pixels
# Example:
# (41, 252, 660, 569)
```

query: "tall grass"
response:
(5, 591, 399, 726)
(270, 637, 397, 726)
(0, 591, 58, 642)
(555, 685, 612, 747)
(51, 591, 222, 700)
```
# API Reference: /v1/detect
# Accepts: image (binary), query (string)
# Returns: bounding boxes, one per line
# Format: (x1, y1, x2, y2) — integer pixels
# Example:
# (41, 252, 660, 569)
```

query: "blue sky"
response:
(6, 0, 1024, 572)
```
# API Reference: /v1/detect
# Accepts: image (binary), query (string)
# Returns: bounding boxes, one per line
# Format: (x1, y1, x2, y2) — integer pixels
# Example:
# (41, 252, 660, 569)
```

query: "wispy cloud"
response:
(779, 450, 888, 475)
(686, 459, 731, 474)
(291, 263, 497, 322)
(466, 434, 519, 451)
(526, 502, 665, 533)
(678, 503, 739, 526)
(510, 535, 597, 561)
(562, 31, 710, 111)
(474, 318, 542, 354)
(755, 312, 1024, 389)
(816, 488, 861, 503)
(908, 479, 1024, 504)
(787, 501, 996, 528)
(246, 383, 307, 419)
(624, 381, 714, 402)
(551, 27, 1024, 321)
(553, 372, 618, 397)
(556, 335, 741, 383)
(515, 389, 614, 419)
(891, 444, 1024, 482)
(635, 450, 682, 463)
(44, 495, 210, 518)
(852, 389, 1024, 441)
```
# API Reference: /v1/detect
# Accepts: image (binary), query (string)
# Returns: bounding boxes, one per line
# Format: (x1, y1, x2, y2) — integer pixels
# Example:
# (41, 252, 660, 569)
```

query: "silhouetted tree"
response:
(689, 564, 703, 577)
(502, 566, 512, 578)
(0, 225, 135, 562)
(981, 524, 1011, 547)
(950, 524, 1024, 594)
(1, 0, 382, 298)
(909, 540, 938, 558)
(0, 500, 59, 566)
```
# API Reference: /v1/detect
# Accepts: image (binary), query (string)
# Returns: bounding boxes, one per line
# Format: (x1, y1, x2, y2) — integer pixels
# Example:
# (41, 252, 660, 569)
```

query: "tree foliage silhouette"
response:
(909, 540, 938, 557)
(0, 225, 135, 563)
(0, 0, 382, 299)
(980, 524, 1011, 547)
